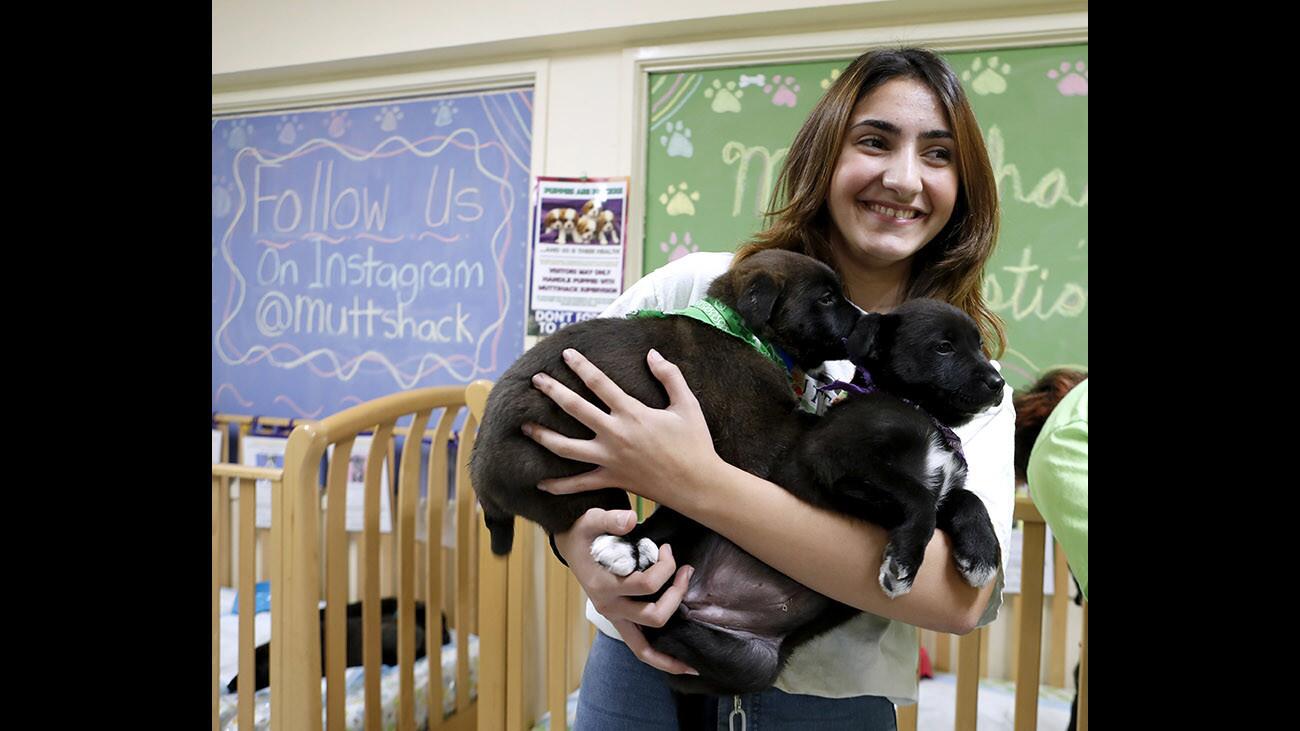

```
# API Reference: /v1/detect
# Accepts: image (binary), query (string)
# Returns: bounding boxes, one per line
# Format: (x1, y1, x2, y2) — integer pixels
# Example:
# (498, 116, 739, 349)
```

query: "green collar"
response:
(628, 296, 791, 372)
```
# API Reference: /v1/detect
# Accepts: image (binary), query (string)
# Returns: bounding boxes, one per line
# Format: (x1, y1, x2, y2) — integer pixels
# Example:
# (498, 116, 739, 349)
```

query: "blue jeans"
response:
(574, 632, 898, 730)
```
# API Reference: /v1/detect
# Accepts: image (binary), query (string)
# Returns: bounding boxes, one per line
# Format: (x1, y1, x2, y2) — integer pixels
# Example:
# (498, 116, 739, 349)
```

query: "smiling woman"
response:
(524, 47, 1016, 730)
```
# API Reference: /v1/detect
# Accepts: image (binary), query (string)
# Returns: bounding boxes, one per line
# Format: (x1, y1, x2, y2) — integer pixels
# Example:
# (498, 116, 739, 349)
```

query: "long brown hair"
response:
(735, 47, 1006, 358)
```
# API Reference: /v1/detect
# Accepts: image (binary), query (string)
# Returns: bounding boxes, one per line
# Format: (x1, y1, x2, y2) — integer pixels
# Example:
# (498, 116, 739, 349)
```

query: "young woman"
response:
(524, 47, 1016, 729)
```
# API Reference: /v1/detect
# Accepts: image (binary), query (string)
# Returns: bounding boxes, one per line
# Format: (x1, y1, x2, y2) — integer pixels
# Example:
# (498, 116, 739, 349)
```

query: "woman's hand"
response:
(523, 348, 723, 509)
(553, 507, 699, 675)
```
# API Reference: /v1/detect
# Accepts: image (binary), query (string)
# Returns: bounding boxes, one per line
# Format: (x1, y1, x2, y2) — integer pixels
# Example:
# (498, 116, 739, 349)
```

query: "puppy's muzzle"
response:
(982, 371, 1005, 405)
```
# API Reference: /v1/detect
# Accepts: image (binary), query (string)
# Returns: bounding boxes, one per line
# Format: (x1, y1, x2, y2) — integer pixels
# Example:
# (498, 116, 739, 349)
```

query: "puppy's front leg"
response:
(935, 490, 1000, 588)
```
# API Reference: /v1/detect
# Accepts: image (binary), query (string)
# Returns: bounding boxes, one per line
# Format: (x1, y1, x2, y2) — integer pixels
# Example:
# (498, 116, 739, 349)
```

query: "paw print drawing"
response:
(763, 75, 800, 107)
(820, 68, 842, 90)
(658, 182, 700, 216)
(212, 175, 234, 218)
(276, 115, 304, 145)
(659, 232, 699, 262)
(1048, 61, 1088, 96)
(704, 79, 743, 113)
(658, 120, 693, 158)
(375, 106, 404, 132)
(325, 110, 351, 138)
(962, 56, 1011, 95)
(433, 100, 457, 127)
(221, 119, 253, 150)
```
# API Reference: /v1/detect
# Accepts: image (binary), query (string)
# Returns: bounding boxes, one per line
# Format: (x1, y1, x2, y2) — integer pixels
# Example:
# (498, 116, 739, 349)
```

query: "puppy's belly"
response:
(678, 536, 827, 639)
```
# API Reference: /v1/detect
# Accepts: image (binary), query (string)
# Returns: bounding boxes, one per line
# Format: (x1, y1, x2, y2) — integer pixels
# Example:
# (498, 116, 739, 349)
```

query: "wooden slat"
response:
(213, 475, 220, 731)
(363, 422, 396, 730)
(979, 626, 990, 679)
(269, 476, 285, 729)
(425, 411, 456, 724)
(1077, 601, 1088, 731)
(1013, 520, 1047, 731)
(325, 438, 355, 730)
(934, 632, 951, 672)
(954, 630, 980, 730)
(547, 553, 568, 731)
(397, 410, 433, 731)
(1049, 541, 1070, 687)
(456, 416, 481, 717)
(478, 522, 508, 731)
(238, 476, 256, 731)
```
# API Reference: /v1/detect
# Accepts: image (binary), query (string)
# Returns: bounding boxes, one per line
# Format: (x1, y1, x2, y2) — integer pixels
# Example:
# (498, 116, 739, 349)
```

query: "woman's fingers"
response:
(557, 348, 639, 414)
(521, 421, 604, 464)
(647, 349, 700, 412)
(529, 370, 612, 432)
(614, 619, 700, 676)
(537, 466, 616, 495)
(605, 564, 694, 628)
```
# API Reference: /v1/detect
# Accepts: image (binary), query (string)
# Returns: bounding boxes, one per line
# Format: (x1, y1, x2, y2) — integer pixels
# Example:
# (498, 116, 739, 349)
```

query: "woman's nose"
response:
(881, 152, 922, 198)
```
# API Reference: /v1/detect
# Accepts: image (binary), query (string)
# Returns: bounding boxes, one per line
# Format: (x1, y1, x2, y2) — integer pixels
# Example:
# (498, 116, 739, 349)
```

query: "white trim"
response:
(619, 12, 1087, 287)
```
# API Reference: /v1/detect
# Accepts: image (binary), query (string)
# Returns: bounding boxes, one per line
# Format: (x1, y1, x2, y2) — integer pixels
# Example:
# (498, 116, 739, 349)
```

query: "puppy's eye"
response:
(935, 341, 954, 355)
(817, 293, 836, 306)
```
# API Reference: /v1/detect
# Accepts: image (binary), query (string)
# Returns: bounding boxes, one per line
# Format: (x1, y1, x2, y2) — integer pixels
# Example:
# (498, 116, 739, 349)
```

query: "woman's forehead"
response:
(849, 78, 952, 134)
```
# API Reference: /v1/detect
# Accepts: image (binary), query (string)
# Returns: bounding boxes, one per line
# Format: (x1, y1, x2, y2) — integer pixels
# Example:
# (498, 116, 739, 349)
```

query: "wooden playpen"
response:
(212, 382, 1086, 731)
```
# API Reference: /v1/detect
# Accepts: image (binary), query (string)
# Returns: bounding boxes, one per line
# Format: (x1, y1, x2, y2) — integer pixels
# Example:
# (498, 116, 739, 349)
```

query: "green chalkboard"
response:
(644, 45, 1088, 388)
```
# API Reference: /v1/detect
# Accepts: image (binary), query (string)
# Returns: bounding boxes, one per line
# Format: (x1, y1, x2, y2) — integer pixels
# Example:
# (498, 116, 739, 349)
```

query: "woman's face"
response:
(825, 77, 959, 270)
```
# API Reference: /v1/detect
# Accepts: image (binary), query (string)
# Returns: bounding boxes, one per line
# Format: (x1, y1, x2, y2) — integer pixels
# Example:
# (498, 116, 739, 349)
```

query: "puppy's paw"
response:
(878, 551, 914, 599)
(590, 535, 659, 576)
(954, 553, 998, 588)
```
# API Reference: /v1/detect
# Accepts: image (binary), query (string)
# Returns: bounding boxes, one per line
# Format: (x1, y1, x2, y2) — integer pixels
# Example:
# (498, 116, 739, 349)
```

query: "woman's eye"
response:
(856, 137, 886, 150)
(935, 341, 954, 354)
(925, 147, 953, 162)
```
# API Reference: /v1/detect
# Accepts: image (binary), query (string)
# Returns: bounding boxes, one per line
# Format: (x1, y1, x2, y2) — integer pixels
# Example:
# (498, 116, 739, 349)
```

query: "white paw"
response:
(955, 556, 998, 588)
(591, 534, 639, 576)
(879, 553, 914, 599)
(636, 538, 659, 570)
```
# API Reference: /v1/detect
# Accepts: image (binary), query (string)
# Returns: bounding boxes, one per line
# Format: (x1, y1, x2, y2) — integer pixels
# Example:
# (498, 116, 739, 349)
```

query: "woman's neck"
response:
(833, 251, 913, 313)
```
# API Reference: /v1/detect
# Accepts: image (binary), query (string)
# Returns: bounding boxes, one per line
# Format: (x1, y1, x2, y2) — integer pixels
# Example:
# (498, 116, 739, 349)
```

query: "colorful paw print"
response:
(276, 115, 303, 145)
(820, 68, 842, 90)
(325, 110, 351, 138)
(1048, 61, 1088, 96)
(962, 56, 1011, 95)
(763, 75, 800, 107)
(221, 119, 253, 150)
(375, 106, 404, 132)
(659, 232, 699, 262)
(433, 100, 457, 127)
(704, 79, 743, 113)
(658, 182, 700, 216)
(659, 120, 693, 158)
(212, 175, 234, 218)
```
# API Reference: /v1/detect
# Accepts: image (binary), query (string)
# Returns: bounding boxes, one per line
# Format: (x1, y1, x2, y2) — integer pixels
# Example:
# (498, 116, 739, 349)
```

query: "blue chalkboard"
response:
(213, 89, 534, 418)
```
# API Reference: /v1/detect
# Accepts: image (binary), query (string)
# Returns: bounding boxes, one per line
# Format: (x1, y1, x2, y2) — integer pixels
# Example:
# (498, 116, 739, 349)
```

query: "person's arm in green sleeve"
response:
(1026, 380, 1088, 600)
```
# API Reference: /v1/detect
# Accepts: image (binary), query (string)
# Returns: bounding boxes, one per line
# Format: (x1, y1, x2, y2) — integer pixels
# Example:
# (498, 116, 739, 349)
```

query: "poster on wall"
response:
(526, 177, 628, 336)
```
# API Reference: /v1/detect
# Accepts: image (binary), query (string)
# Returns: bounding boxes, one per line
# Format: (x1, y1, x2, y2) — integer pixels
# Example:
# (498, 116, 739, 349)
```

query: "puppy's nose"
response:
(983, 371, 1005, 395)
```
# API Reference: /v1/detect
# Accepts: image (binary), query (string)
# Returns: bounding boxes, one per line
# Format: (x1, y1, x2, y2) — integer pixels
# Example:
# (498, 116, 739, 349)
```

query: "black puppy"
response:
(471, 248, 861, 572)
(227, 598, 449, 693)
(639, 298, 1005, 695)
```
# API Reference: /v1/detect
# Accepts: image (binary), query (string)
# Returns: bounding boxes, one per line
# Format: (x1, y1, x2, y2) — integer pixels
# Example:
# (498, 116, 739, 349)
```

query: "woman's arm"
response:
(527, 348, 1013, 635)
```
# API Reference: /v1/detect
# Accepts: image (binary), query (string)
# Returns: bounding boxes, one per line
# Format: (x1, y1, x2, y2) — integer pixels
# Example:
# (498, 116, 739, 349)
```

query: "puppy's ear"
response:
(846, 313, 883, 365)
(735, 270, 782, 329)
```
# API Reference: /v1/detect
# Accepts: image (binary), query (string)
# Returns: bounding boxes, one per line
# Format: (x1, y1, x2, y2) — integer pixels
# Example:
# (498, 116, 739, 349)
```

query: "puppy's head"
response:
(706, 249, 861, 369)
(846, 298, 1005, 426)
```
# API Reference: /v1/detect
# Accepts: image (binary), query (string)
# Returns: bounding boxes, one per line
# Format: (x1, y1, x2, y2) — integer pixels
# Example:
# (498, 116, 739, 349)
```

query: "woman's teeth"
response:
(866, 203, 920, 219)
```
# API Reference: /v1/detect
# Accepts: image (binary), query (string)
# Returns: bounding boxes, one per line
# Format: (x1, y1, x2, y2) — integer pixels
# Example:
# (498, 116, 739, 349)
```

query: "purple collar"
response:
(816, 365, 966, 467)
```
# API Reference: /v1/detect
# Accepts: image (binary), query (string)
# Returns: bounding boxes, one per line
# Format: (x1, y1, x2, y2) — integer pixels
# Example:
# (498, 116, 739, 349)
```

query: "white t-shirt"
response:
(584, 251, 1015, 704)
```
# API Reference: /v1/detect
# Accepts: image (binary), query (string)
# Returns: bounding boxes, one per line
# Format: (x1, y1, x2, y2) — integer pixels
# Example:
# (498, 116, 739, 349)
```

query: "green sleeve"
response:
(1026, 390, 1088, 600)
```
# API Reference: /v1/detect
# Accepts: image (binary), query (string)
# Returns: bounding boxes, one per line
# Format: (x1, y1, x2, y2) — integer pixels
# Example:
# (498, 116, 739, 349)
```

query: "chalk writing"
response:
(721, 141, 788, 217)
(985, 125, 1088, 209)
(983, 244, 1088, 321)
